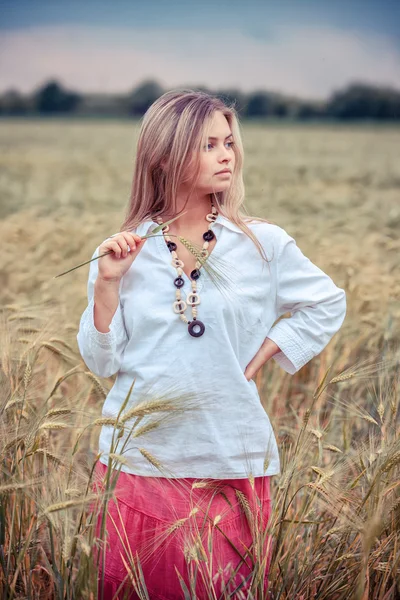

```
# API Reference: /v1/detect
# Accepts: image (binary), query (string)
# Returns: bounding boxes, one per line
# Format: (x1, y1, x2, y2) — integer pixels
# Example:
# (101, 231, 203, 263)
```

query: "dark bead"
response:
(203, 230, 215, 242)
(190, 269, 201, 280)
(188, 319, 205, 337)
(167, 241, 177, 251)
(174, 276, 185, 288)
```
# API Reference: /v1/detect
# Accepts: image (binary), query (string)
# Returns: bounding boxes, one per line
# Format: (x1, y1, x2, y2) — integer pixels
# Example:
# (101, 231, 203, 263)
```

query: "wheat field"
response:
(0, 118, 399, 599)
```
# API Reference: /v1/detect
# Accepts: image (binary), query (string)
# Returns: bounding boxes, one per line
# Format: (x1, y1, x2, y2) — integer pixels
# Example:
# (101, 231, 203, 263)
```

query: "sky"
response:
(1, 0, 399, 100)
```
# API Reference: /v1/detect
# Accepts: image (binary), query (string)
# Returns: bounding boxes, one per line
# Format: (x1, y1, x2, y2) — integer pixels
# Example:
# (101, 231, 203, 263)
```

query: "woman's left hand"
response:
(244, 338, 281, 381)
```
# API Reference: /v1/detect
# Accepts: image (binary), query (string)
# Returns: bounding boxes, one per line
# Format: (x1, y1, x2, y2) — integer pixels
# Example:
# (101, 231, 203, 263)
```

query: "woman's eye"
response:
(204, 141, 235, 150)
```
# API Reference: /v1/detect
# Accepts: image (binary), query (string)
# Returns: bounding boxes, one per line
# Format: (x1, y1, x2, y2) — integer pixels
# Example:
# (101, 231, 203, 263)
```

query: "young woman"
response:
(77, 89, 347, 599)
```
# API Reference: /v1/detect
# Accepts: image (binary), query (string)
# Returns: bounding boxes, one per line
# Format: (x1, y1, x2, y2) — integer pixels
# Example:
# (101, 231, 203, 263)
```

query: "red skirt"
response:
(93, 461, 272, 600)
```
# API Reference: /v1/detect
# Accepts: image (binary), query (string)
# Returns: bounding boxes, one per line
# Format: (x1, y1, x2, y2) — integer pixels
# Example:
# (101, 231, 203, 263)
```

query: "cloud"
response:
(0, 23, 399, 99)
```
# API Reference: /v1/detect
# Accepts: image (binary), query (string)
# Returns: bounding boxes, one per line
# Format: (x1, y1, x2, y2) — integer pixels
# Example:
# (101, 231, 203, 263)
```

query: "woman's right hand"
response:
(97, 231, 147, 282)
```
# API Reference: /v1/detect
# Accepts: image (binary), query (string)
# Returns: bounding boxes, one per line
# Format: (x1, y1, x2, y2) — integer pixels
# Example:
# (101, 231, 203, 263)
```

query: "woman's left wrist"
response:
(264, 338, 281, 357)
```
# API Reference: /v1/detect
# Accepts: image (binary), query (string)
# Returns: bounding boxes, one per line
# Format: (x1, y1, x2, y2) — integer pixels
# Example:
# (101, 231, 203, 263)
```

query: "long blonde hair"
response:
(120, 88, 274, 263)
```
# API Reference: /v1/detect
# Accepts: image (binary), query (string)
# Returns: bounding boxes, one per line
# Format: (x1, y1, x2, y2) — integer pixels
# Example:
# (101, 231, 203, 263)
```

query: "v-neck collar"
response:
(135, 213, 242, 290)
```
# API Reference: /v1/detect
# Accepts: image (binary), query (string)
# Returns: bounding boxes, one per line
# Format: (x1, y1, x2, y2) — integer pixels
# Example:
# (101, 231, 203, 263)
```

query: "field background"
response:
(1, 119, 399, 599)
(1, 119, 399, 342)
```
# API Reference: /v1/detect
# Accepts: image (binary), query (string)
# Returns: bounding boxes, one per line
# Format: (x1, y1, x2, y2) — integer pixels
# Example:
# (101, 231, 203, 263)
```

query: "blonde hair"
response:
(120, 88, 274, 263)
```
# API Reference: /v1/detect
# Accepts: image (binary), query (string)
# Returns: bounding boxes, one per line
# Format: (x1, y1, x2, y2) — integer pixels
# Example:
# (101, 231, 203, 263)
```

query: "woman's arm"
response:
(266, 228, 347, 375)
(76, 245, 129, 378)
(93, 277, 121, 333)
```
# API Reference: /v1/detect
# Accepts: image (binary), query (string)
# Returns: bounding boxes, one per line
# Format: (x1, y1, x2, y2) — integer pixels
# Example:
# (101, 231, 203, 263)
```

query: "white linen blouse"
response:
(76, 214, 346, 479)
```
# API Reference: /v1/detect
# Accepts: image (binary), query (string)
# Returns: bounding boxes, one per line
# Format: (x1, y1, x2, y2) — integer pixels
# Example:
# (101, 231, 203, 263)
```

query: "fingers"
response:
(121, 232, 145, 254)
(105, 240, 124, 258)
(106, 232, 144, 258)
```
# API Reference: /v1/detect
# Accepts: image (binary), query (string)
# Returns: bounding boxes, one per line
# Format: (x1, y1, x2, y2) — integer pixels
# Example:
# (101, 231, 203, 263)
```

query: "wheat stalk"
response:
(138, 448, 164, 471)
(45, 409, 72, 418)
(235, 489, 253, 526)
(120, 399, 179, 423)
(53, 213, 187, 278)
(84, 371, 108, 398)
(92, 417, 119, 426)
(39, 422, 70, 431)
(43, 496, 97, 514)
(131, 421, 161, 438)
(31, 449, 63, 466)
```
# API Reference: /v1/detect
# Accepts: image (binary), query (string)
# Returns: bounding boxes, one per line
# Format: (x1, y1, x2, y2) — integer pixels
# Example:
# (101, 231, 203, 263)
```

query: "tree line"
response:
(1, 78, 399, 120)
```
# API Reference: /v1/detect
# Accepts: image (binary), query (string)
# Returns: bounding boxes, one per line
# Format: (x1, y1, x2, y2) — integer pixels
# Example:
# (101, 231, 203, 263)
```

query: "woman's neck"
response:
(160, 199, 214, 233)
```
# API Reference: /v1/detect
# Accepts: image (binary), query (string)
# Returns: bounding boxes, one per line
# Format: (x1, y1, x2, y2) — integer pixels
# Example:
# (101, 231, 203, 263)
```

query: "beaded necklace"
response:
(156, 202, 217, 338)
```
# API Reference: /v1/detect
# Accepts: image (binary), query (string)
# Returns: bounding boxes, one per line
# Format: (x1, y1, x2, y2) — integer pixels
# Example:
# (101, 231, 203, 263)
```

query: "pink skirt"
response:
(93, 461, 272, 600)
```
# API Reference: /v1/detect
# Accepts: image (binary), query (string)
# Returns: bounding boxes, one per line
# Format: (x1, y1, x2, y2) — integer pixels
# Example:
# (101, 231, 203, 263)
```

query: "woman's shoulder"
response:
(243, 217, 293, 246)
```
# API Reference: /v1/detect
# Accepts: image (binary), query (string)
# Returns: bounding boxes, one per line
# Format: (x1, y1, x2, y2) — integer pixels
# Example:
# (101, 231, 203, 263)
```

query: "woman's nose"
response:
(219, 147, 231, 161)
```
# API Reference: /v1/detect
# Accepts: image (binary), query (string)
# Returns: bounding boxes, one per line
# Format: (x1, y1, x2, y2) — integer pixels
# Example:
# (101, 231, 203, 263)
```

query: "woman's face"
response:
(196, 110, 236, 195)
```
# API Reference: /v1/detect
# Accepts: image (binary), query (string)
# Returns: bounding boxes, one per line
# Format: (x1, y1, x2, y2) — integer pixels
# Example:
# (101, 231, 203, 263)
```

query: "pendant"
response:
(188, 319, 205, 337)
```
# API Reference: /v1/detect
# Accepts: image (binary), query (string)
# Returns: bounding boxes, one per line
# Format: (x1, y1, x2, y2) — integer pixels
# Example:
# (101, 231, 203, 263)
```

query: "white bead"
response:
(187, 292, 200, 306)
(172, 258, 184, 268)
(173, 299, 187, 313)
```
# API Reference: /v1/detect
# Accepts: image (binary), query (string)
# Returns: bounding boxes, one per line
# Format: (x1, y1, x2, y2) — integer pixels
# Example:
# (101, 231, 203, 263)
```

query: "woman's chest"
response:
(120, 235, 274, 341)
(161, 231, 218, 281)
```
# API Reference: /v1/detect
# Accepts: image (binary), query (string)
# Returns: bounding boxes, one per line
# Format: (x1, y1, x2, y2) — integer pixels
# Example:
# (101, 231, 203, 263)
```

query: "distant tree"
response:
(0, 89, 29, 115)
(127, 80, 164, 116)
(270, 97, 289, 117)
(244, 91, 294, 117)
(34, 80, 81, 113)
(294, 101, 326, 120)
(245, 92, 272, 117)
(326, 82, 400, 120)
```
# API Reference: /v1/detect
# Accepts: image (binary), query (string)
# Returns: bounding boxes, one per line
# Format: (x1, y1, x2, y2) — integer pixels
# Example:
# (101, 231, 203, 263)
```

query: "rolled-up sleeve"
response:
(266, 229, 346, 375)
(76, 245, 129, 378)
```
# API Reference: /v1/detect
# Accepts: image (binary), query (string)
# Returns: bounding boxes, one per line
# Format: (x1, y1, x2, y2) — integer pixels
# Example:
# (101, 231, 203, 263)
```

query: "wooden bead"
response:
(187, 292, 200, 306)
(203, 230, 215, 242)
(172, 258, 184, 269)
(174, 276, 185, 288)
(173, 300, 187, 313)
